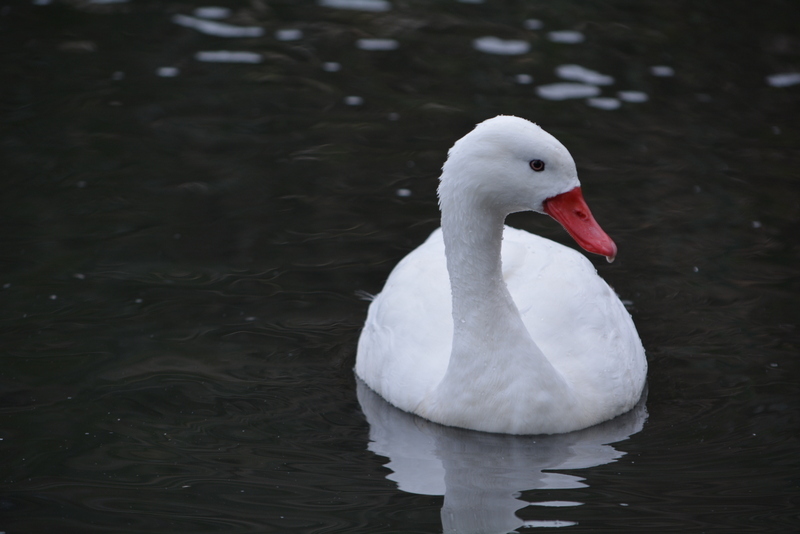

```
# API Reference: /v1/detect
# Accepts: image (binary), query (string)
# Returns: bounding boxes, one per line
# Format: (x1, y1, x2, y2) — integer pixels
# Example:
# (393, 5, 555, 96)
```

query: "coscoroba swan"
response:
(356, 115, 647, 435)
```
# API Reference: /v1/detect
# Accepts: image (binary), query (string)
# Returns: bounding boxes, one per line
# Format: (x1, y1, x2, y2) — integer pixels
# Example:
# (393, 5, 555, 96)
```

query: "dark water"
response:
(2, 0, 799, 532)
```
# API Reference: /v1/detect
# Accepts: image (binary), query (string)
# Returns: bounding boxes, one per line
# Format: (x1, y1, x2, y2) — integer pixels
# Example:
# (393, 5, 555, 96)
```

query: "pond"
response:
(1, 0, 798, 532)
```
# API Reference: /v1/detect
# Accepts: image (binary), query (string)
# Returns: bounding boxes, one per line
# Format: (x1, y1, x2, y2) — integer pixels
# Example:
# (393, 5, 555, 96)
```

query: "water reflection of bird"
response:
(357, 379, 648, 534)
(356, 116, 647, 434)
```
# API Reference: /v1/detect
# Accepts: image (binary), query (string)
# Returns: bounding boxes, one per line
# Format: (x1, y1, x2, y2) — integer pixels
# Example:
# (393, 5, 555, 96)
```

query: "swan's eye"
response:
(529, 159, 545, 172)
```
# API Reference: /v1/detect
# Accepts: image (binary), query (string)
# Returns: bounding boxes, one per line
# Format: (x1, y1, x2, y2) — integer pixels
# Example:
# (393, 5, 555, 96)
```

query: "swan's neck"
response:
(441, 194, 538, 361)
(430, 190, 574, 432)
(440, 196, 510, 336)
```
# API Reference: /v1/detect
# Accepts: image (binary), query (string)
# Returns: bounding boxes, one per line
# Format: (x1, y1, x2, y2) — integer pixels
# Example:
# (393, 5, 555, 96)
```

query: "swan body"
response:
(356, 116, 647, 435)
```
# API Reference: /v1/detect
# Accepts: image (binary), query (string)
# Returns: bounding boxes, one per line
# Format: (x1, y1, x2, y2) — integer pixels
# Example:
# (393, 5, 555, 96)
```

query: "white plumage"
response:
(356, 116, 647, 434)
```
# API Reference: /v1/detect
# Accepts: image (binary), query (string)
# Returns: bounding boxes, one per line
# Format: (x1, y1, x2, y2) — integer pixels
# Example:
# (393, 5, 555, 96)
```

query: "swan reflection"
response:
(357, 380, 647, 534)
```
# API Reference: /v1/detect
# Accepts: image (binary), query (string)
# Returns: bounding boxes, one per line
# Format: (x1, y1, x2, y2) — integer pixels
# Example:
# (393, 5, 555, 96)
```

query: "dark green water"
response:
(1, 1, 798, 532)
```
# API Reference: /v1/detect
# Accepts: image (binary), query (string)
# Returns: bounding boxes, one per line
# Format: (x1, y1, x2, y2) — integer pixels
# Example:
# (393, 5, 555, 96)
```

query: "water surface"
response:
(1, 1, 798, 532)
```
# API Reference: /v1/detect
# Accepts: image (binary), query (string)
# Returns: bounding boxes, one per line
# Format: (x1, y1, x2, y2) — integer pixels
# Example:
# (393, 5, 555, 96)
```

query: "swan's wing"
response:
(356, 229, 453, 412)
(501, 227, 647, 412)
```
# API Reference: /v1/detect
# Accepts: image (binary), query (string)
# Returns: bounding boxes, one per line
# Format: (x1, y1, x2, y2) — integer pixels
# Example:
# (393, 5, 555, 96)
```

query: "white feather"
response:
(356, 116, 647, 434)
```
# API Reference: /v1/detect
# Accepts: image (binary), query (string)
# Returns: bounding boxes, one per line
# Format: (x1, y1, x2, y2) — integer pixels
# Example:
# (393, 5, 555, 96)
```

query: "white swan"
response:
(356, 115, 647, 435)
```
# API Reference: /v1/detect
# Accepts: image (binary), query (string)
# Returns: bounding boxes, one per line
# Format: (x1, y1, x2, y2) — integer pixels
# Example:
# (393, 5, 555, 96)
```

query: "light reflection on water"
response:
(358, 380, 647, 533)
(1, 0, 798, 532)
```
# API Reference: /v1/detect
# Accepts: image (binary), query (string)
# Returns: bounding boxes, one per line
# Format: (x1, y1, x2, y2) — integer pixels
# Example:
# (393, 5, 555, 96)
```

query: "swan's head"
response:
(439, 115, 617, 261)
